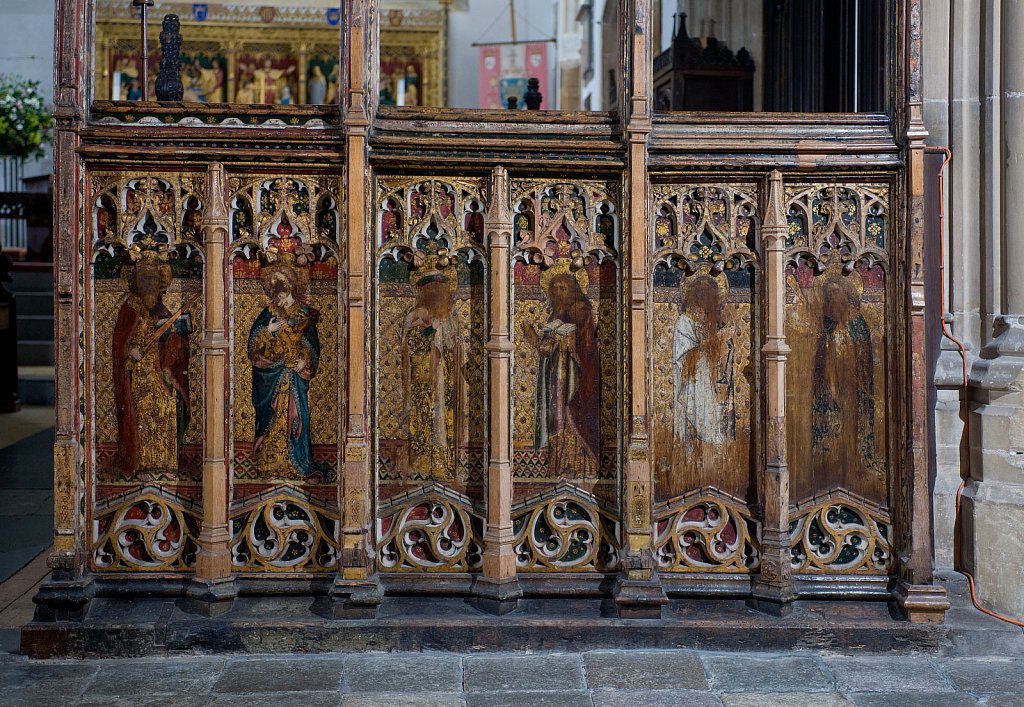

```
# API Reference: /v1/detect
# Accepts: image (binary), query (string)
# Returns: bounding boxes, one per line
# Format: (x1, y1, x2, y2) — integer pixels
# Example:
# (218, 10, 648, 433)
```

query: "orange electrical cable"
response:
(929, 145, 1024, 627)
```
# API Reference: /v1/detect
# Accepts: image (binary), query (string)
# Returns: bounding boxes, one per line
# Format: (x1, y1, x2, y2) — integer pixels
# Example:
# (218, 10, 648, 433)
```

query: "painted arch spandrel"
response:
(649, 184, 760, 575)
(228, 175, 343, 574)
(374, 177, 488, 573)
(89, 173, 206, 573)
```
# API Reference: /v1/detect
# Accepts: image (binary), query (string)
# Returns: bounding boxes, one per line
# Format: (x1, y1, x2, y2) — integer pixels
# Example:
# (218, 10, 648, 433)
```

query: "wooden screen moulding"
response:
(335, 0, 381, 617)
(190, 163, 236, 603)
(33, 0, 949, 626)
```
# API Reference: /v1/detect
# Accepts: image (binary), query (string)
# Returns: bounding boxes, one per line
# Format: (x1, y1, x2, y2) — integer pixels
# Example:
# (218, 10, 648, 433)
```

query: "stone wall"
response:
(923, 0, 1024, 619)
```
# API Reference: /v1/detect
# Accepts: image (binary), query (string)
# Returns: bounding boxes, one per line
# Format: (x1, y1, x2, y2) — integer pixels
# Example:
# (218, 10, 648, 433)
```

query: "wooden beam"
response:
(748, 169, 795, 616)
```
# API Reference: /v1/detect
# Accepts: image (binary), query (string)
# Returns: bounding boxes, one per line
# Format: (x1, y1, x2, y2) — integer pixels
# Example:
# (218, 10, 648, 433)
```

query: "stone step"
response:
(17, 340, 54, 367)
(11, 292, 53, 317)
(17, 376, 54, 406)
(14, 314, 53, 341)
(10, 269, 53, 293)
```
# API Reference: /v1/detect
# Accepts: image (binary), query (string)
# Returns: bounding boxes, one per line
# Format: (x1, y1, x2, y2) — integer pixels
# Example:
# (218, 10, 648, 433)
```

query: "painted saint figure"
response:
(112, 247, 193, 478)
(524, 262, 601, 478)
(811, 274, 879, 476)
(248, 241, 330, 481)
(240, 57, 295, 104)
(401, 262, 465, 479)
(308, 65, 327, 105)
(672, 276, 736, 469)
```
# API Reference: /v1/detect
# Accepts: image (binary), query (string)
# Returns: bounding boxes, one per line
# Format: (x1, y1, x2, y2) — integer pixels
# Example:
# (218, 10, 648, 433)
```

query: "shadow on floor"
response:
(0, 427, 54, 583)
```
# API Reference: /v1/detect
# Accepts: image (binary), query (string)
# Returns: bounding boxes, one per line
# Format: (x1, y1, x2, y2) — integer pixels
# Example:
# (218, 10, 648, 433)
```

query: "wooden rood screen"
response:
(45, 0, 948, 624)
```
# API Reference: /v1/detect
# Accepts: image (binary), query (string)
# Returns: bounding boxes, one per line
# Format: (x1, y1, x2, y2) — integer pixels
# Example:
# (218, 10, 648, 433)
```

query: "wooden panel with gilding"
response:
(784, 184, 890, 515)
(227, 175, 343, 573)
(88, 172, 207, 572)
(373, 176, 488, 572)
(510, 179, 621, 511)
(648, 183, 760, 574)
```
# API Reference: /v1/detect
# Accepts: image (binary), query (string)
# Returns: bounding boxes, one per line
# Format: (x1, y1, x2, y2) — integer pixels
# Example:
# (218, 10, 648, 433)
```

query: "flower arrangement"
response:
(0, 75, 52, 161)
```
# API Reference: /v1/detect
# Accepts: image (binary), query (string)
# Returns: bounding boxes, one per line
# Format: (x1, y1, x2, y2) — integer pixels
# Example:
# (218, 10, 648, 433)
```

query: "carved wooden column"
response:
(892, 0, 949, 622)
(34, 0, 93, 625)
(748, 169, 794, 615)
(297, 43, 309, 105)
(187, 163, 237, 610)
(473, 166, 522, 614)
(226, 43, 238, 102)
(613, 0, 666, 618)
(332, 0, 382, 618)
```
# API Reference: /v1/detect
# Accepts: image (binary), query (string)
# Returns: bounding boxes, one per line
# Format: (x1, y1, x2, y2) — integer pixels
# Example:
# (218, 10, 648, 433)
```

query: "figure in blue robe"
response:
(248, 277, 331, 482)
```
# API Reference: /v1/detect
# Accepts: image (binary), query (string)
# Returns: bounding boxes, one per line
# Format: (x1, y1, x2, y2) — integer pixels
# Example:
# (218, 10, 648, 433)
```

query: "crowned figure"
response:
(248, 219, 331, 482)
(112, 235, 194, 478)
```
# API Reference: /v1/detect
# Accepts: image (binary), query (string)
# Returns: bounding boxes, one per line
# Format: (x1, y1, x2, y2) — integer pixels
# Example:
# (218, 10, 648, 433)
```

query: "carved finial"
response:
(486, 166, 512, 227)
(763, 169, 786, 245)
(524, 78, 543, 110)
(205, 163, 229, 227)
(155, 14, 184, 101)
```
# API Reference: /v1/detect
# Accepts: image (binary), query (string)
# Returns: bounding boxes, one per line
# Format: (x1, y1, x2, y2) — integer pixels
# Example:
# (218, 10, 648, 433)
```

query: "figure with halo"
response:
(248, 222, 331, 482)
(524, 258, 601, 478)
(401, 249, 466, 480)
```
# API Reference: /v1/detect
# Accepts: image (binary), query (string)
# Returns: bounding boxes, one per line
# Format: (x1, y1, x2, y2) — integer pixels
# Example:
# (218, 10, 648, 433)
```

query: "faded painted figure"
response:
(524, 261, 601, 478)
(672, 276, 736, 469)
(811, 273, 879, 475)
(112, 246, 194, 478)
(401, 261, 465, 480)
(248, 242, 331, 482)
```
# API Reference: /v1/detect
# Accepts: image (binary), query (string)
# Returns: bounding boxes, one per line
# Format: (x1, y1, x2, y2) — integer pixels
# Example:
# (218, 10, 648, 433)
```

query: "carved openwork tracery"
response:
(92, 487, 200, 572)
(511, 484, 619, 572)
(92, 173, 206, 260)
(652, 184, 758, 273)
(654, 489, 761, 573)
(230, 486, 340, 573)
(789, 492, 892, 575)
(785, 185, 888, 272)
(376, 484, 484, 573)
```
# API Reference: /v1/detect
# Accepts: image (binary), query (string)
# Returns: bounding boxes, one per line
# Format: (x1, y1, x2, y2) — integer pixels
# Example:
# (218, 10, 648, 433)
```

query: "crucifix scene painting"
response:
(651, 265, 756, 504)
(91, 0, 624, 111)
(786, 263, 888, 505)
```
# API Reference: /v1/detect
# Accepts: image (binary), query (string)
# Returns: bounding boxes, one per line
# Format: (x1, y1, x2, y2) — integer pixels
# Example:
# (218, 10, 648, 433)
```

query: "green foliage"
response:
(0, 75, 53, 161)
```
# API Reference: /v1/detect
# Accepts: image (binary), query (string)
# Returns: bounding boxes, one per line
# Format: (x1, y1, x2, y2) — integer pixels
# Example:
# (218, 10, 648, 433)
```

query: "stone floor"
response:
(0, 647, 1022, 706)
(0, 406, 54, 583)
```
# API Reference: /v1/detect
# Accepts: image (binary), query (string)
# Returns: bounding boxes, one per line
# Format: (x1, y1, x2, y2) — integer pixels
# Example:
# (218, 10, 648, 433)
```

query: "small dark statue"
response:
(155, 14, 184, 101)
(524, 77, 543, 110)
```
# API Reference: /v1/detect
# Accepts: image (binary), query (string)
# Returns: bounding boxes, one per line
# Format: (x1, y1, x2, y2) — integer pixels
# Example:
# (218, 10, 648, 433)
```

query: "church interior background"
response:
(19, 0, 965, 655)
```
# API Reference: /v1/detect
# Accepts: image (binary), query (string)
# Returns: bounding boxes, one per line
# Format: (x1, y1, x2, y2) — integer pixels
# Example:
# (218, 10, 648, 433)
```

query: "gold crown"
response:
(407, 248, 458, 293)
(126, 232, 171, 264)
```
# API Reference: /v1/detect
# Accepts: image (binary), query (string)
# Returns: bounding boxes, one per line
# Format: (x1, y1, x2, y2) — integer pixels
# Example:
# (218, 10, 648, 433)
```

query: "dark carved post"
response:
(155, 14, 184, 102)
(524, 78, 543, 110)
